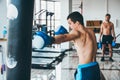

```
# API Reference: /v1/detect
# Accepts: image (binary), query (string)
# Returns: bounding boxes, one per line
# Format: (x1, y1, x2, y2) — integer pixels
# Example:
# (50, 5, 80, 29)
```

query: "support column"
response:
(60, 1, 72, 80)
(34, 0, 41, 24)
(6, 0, 34, 80)
(60, 0, 72, 49)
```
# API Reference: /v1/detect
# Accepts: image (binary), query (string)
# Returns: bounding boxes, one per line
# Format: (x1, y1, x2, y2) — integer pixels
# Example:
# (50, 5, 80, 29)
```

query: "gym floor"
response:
(31, 48, 120, 80)
(0, 48, 120, 80)
(59, 49, 120, 80)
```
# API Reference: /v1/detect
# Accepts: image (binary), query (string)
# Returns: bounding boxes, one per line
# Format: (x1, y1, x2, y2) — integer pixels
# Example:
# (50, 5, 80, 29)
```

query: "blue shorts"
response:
(74, 62, 100, 80)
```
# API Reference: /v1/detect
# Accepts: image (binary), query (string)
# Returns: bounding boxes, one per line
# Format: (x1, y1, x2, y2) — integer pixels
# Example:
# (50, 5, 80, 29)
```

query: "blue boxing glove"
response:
(112, 41, 116, 47)
(32, 31, 55, 49)
(55, 25, 68, 35)
(98, 41, 102, 49)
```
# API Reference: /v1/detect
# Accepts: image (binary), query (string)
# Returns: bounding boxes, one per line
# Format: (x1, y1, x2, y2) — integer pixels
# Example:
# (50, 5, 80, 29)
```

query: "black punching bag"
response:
(6, 0, 34, 80)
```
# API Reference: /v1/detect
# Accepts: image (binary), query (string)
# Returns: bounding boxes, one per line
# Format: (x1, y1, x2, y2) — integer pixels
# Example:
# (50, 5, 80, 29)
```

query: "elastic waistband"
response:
(77, 62, 98, 69)
(103, 35, 112, 37)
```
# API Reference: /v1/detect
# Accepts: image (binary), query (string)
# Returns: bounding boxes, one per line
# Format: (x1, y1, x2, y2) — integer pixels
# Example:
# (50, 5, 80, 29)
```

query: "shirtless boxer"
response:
(54, 11, 100, 80)
(99, 13, 116, 62)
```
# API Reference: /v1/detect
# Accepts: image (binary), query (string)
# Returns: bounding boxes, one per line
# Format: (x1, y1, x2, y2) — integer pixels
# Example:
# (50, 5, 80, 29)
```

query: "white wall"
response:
(83, 0, 120, 25)
(83, 0, 106, 21)
(108, 0, 120, 43)
(0, 0, 7, 38)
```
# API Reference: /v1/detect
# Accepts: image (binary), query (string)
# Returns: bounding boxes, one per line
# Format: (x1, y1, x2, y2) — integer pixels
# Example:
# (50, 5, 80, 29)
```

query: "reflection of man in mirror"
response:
(99, 13, 116, 62)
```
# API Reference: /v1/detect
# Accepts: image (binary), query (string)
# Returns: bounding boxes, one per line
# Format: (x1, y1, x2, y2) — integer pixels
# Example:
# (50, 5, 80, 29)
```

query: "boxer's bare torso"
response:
(101, 21, 114, 35)
(54, 18, 97, 64)
(72, 28, 97, 64)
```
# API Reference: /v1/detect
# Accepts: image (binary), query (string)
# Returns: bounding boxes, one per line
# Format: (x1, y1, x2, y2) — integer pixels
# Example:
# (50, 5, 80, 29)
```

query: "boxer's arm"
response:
(111, 23, 116, 41)
(53, 30, 80, 44)
(99, 23, 103, 41)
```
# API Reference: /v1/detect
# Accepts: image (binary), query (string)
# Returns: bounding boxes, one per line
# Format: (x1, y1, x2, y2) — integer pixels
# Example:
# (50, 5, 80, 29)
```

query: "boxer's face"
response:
(105, 16, 110, 22)
(67, 18, 76, 30)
